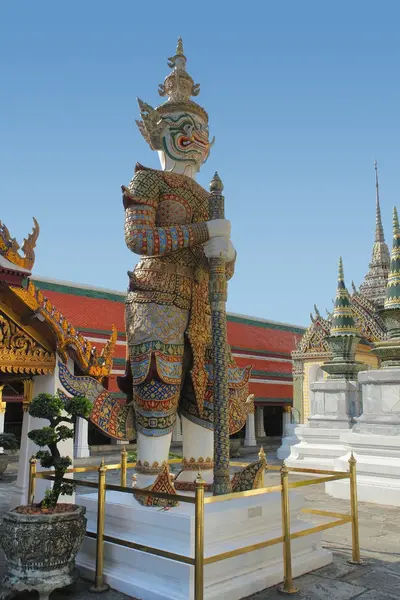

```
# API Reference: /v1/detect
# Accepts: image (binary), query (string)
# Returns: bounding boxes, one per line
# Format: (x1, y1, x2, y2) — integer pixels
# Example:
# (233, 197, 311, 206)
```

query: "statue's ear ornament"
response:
(136, 98, 165, 150)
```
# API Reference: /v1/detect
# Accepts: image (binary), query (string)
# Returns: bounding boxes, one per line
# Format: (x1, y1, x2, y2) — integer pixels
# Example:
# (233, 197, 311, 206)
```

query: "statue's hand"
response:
(204, 237, 236, 262)
(206, 219, 231, 239)
(121, 185, 134, 209)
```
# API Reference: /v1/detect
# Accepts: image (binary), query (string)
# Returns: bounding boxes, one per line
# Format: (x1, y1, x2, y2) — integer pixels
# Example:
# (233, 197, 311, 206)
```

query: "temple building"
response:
(0, 219, 305, 457)
(292, 162, 390, 424)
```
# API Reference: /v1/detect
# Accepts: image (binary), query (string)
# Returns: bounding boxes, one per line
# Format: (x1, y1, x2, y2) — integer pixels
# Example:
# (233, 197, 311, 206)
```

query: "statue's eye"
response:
(182, 123, 192, 136)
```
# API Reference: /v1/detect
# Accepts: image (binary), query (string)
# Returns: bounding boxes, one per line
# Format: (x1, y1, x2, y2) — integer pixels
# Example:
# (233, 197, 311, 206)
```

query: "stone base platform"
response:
(276, 424, 300, 461)
(285, 425, 349, 472)
(77, 490, 332, 600)
(326, 434, 400, 507)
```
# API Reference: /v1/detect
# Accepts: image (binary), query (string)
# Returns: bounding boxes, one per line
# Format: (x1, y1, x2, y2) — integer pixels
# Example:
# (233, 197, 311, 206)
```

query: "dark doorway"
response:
(5, 401, 23, 443)
(263, 406, 283, 437)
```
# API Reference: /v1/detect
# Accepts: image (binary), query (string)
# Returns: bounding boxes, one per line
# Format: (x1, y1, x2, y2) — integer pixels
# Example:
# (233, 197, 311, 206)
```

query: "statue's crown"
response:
(158, 37, 201, 105)
(136, 38, 208, 150)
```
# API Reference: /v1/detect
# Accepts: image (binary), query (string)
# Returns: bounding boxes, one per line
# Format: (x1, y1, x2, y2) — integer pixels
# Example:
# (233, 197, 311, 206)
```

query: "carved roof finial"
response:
(0, 217, 39, 272)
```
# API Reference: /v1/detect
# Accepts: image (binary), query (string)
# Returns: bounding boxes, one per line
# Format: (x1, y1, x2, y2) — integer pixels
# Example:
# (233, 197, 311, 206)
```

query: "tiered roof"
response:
(295, 164, 392, 362)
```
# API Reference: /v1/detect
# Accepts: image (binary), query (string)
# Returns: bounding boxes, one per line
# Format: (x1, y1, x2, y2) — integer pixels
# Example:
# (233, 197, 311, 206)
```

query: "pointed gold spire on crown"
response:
(158, 37, 201, 103)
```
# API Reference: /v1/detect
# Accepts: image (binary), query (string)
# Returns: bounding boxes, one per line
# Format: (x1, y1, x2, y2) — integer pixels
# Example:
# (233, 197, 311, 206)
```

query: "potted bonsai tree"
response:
(0, 432, 18, 479)
(0, 392, 92, 599)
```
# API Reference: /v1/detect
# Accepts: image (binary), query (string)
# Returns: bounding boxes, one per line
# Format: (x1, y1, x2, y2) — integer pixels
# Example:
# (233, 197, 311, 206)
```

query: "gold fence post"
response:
(278, 464, 298, 595)
(89, 459, 109, 593)
(348, 453, 365, 565)
(194, 473, 205, 600)
(120, 446, 127, 488)
(28, 458, 36, 505)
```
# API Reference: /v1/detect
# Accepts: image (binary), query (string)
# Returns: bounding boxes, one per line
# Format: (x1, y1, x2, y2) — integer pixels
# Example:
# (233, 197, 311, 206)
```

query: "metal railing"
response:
(28, 448, 363, 598)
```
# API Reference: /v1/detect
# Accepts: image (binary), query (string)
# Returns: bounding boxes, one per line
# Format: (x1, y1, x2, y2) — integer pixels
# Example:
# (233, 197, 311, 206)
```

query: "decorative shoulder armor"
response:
(126, 165, 161, 208)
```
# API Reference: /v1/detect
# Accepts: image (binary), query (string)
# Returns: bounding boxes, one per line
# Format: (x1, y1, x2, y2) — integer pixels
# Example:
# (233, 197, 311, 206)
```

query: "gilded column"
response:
(292, 360, 304, 423)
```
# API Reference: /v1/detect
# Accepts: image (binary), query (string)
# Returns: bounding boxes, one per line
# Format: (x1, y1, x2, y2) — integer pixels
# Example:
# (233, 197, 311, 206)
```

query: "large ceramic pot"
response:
(0, 453, 10, 478)
(230, 438, 241, 458)
(0, 505, 86, 600)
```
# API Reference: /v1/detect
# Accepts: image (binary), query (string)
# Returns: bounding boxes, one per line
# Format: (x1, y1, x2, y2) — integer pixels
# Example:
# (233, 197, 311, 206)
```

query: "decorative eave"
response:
(350, 284, 387, 342)
(292, 307, 332, 361)
(9, 280, 117, 379)
(0, 312, 56, 376)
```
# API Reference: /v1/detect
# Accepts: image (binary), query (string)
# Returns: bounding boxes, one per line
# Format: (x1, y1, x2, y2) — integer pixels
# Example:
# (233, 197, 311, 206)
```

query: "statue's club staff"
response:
(208, 172, 231, 496)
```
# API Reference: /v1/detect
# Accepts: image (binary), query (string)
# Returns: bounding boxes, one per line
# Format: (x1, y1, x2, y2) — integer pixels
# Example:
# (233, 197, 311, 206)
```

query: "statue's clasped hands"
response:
(204, 219, 236, 262)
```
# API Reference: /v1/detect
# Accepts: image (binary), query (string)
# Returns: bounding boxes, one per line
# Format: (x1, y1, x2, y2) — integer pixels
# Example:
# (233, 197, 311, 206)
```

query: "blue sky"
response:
(1, 1, 400, 326)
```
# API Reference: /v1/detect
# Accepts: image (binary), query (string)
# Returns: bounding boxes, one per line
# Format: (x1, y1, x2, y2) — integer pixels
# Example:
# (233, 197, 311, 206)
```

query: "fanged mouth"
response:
(178, 135, 209, 150)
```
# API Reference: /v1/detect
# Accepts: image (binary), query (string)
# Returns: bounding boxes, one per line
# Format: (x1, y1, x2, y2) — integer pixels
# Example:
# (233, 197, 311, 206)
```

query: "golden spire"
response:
(374, 161, 385, 243)
(359, 161, 390, 308)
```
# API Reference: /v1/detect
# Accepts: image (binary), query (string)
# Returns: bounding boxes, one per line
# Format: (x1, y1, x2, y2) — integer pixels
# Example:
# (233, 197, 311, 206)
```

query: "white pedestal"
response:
(276, 424, 300, 461)
(327, 369, 400, 506)
(256, 406, 266, 438)
(77, 490, 332, 600)
(285, 380, 359, 472)
(74, 417, 90, 459)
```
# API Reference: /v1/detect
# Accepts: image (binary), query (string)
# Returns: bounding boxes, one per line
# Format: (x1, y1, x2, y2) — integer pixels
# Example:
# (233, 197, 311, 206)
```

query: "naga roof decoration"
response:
(0, 218, 39, 272)
(359, 162, 390, 308)
(330, 257, 359, 337)
(9, 280, 117, 379)
(384, 206, 400, 311)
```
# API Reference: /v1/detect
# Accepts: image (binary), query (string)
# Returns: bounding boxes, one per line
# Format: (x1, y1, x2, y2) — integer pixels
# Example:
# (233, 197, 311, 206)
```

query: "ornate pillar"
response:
(74, 417, 90, 458)
(0, 385, 5, 454)
(255, 406, 266, 438)
(244, 412, 257, 447)
(292, 359, 304, 423)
